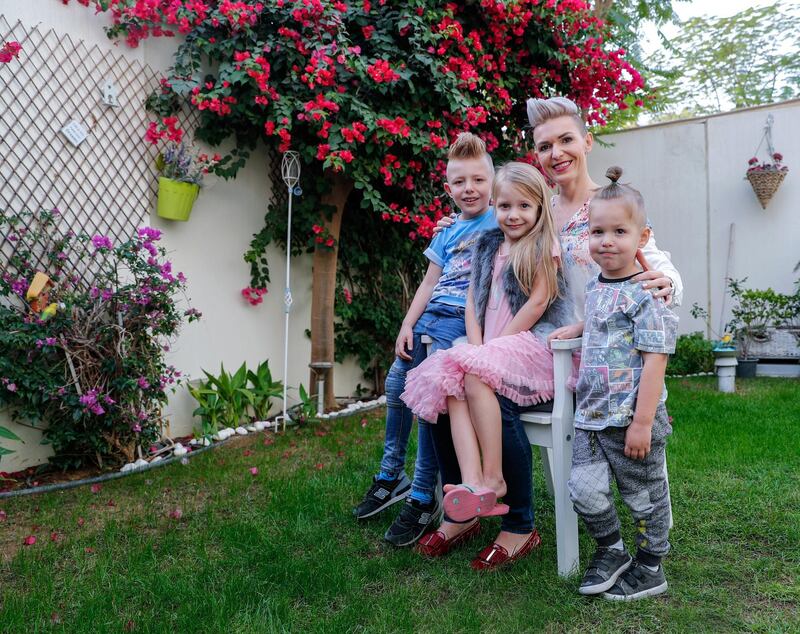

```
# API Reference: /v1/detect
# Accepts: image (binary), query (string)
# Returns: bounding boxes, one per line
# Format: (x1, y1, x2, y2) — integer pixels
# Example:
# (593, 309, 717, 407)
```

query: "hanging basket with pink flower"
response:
(745, 115, 789, 209)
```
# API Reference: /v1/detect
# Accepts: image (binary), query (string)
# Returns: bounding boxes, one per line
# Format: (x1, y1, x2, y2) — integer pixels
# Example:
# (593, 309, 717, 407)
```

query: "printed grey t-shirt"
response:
(574, 274, 679, 431)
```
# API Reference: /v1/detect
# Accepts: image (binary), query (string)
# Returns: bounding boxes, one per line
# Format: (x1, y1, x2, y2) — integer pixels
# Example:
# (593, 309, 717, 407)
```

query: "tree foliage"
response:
(86, 0, 647, 389)
(650, 4, 800, 116)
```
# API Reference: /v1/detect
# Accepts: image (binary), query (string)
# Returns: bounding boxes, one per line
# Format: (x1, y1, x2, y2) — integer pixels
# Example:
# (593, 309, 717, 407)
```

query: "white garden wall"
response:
(588, 100, 799, 337)
(0, 3, 362, 470)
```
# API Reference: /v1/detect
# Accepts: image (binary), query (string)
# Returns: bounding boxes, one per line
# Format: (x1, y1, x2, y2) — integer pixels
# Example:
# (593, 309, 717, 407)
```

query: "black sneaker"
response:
(603, 561, 668, 601)
(384, 497, 442, 547)
(578, 547, 633, 595)
(352, 473, 411, 520)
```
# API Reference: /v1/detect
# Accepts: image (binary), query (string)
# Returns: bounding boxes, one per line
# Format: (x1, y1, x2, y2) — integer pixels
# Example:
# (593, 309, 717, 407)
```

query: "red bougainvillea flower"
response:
(0, 41, 22, 63)
(241, 286, 268, 306)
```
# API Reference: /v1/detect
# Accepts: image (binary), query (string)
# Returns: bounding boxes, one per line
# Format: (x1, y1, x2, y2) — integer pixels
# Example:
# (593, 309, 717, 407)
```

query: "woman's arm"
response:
(466, 286, 482, 345)
(634, 232, 684, 306)
(498, 273, 550, 337)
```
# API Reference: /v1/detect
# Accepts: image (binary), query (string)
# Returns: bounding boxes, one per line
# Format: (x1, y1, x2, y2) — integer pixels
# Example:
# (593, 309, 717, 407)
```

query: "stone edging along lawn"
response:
(0, 396, 386, 500)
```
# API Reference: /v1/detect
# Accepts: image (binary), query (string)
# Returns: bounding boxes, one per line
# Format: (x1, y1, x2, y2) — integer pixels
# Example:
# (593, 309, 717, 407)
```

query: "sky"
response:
(640, 0, 796, 58)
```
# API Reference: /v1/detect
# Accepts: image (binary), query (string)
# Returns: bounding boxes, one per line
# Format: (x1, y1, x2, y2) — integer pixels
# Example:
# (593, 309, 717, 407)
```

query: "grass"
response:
(0, 377, 798, 633)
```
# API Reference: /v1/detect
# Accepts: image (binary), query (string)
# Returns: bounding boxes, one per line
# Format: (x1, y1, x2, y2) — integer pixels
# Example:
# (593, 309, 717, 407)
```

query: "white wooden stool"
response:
(519, 337, 582, 577)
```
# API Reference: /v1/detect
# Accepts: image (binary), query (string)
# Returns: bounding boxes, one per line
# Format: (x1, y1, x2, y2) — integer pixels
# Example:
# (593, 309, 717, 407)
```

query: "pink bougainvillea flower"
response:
(263, 437, 274, 446)
(90, 483, 102, 494)
(315, 463, 324, 470)
(169, 508, 183, 520)
(50, 531, 60, 542)
(0, 41, 22, 63)
(249, 466, 259, 476)
(241, 286, 268, 306)
(23, 535, 36, 546)
(243, 449, 253, 457)
(77, 517, 85, 527)
(0, 510, 6, 522)
(361, 418, 368, 428)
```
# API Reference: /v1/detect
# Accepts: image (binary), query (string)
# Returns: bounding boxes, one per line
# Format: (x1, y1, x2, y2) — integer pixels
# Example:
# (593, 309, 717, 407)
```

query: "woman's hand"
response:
(431, 212, 457, 236)
(631, 270, 675, 304)
(634, 249, 675, 304)
(548, 322, 584, 342)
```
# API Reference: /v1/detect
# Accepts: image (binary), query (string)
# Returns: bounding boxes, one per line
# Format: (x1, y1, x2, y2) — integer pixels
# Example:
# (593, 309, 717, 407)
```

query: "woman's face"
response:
(532, 116, 593, 187)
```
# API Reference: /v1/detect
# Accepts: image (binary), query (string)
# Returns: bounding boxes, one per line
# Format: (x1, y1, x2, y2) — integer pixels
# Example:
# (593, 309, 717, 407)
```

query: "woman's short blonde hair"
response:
(526, 97, 587, 136)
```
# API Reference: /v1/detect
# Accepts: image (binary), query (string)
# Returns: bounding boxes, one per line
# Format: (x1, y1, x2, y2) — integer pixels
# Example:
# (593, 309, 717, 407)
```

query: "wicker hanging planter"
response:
(746, 169, 787, 210)
(745, 114, 789, 210)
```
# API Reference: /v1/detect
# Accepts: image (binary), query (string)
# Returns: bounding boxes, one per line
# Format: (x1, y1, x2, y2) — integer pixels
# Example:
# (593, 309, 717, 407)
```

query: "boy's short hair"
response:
(591, 166, 647, 228)
(447, 132, 494, 173)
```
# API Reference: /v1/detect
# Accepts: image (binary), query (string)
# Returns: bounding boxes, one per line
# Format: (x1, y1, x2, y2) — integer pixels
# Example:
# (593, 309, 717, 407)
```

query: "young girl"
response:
(401, 162, 573, 521)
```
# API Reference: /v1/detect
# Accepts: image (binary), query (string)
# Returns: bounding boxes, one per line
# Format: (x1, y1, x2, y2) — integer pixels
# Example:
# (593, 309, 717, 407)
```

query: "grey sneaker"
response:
(602, 561, 668, 601)
(578, 547, 633, 595)
(384, 497, 442, 547)
(352, 473, 411, 520)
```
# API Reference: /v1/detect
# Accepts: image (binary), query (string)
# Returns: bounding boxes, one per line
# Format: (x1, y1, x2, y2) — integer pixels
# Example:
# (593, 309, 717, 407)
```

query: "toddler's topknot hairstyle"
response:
(447, 132, 494, 172)
(591, 166, 647, 227)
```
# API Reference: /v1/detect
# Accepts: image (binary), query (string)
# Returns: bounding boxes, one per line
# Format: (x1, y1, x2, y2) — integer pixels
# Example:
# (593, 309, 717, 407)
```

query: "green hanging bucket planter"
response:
(157, 177, 200, 221)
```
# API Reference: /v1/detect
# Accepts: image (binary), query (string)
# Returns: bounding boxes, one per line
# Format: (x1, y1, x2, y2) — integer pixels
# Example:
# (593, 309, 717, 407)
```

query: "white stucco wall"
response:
(0, 3, 363, 470)
(588, 100, 799, 337)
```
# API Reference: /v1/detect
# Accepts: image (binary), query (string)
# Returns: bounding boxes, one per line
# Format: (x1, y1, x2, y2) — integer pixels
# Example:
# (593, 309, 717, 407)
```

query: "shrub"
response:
(0, 210, 199, 468)
(667, 332, 715, 376)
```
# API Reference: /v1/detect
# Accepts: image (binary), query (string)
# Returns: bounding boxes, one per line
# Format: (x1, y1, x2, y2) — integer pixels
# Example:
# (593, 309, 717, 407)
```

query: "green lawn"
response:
(1, 377, 798, 633)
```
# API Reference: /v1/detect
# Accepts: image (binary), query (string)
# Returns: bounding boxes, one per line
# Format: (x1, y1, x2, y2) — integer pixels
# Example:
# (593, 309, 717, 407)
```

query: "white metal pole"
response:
(281, 187, 293, 431)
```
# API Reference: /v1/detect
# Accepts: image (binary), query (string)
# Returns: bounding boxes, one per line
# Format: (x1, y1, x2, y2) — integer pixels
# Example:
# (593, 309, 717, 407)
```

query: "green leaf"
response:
(0, 426, 22, 442)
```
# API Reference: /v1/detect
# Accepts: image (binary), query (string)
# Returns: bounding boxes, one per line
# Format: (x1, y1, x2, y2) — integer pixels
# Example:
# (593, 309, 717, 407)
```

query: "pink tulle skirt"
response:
(400, 331, 555, 422)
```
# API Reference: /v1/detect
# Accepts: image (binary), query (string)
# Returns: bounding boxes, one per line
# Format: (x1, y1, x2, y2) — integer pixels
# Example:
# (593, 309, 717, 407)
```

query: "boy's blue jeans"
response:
(379, 302, 466, 501)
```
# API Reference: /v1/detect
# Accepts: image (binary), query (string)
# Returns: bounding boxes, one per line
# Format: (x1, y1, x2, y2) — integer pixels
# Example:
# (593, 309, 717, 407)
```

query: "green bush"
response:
(0, 210, 200, 468)
(667, 332, 715, 376)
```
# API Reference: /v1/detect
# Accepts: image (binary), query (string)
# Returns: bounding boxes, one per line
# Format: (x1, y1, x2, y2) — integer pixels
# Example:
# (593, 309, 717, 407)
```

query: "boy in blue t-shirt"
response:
(353, 133, 497, 547)
(551, 167, 679, 600)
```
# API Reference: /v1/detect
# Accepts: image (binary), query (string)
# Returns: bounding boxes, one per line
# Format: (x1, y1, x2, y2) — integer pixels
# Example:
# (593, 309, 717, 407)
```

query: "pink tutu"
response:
(400, 331, 555, 422)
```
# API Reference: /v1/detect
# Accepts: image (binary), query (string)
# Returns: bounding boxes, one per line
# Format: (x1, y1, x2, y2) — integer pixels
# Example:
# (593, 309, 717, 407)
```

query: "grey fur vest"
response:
(471, 228, 574, 340)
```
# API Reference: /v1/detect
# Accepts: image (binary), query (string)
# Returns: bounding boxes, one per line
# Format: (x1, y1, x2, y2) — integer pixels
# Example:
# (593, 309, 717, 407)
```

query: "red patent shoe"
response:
(416, 520, 481, 558)
(470, 529, 542, 571)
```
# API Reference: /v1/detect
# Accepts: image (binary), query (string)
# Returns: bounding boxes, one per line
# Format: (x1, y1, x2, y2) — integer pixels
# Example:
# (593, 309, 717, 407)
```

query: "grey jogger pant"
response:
(568, 405, 672, 558)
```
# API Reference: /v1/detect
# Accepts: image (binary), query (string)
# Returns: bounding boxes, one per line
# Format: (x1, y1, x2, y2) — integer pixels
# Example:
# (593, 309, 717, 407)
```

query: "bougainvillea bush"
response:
(0, 210, 200, 469)
(80, 0, 646, 400)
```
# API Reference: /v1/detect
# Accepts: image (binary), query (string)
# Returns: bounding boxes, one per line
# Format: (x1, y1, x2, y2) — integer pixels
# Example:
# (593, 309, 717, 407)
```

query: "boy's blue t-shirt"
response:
(424, 208, 497, 308)
(574, 275, 679, 431)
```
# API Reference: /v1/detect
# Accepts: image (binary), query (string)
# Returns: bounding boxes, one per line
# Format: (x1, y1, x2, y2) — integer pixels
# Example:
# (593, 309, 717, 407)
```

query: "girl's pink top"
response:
(482, 245, 514, 342)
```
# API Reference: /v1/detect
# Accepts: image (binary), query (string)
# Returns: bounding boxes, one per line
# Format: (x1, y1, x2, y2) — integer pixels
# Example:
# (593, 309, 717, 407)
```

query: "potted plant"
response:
(746, 150, 788, 210)
(725, 278, 785, 377)
(146, 117, 220, 221)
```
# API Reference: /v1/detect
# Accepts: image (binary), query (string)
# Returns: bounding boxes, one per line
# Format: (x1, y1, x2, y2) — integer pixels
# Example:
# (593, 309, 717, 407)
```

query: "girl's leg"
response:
(463, 373, 506, 498)
(446, 396, 483, 488)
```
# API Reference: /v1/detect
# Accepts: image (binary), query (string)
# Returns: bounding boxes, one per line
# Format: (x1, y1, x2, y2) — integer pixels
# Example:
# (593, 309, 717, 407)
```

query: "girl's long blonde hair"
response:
(493, 162, 560, 305)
